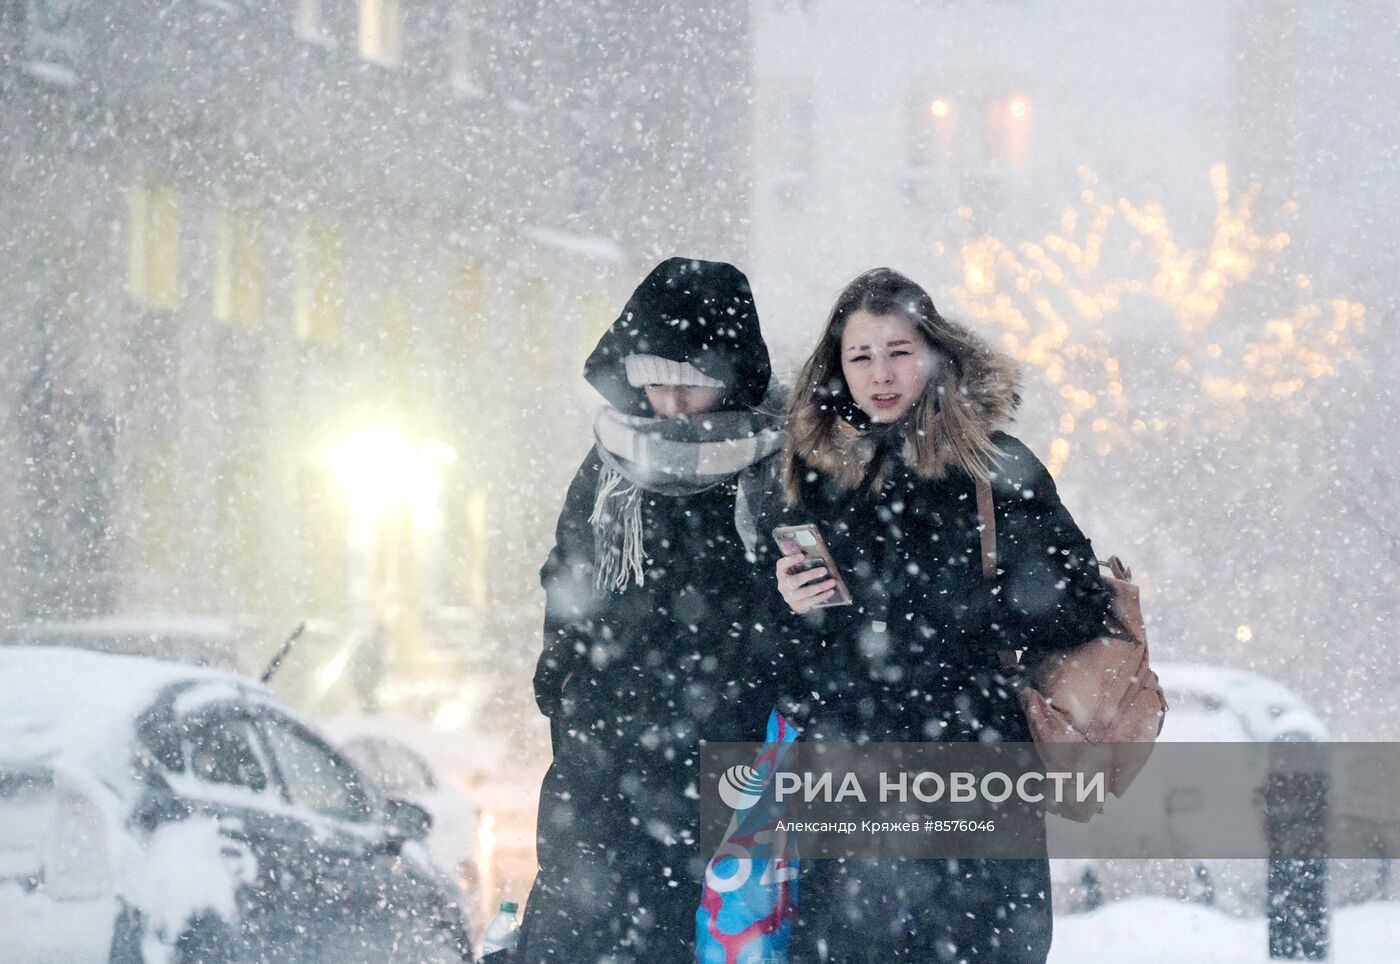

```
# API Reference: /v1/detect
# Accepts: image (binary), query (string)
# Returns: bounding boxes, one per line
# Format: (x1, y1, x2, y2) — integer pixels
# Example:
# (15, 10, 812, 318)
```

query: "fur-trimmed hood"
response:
(789, 315, 1021, 494)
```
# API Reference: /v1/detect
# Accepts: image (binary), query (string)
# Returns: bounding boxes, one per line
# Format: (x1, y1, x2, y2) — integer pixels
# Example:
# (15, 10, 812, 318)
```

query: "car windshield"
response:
(343, 737, 437, 796)
(259, 716, 372, 822)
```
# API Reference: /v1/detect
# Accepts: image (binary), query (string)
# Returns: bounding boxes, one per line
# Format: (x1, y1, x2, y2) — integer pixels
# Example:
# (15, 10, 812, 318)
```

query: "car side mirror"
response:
(384, 797, 432, 842)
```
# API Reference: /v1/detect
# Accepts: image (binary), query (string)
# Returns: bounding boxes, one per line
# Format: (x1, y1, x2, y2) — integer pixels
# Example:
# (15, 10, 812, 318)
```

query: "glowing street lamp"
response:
(327, 426, 458, 546)
(325, 425, 458, 675)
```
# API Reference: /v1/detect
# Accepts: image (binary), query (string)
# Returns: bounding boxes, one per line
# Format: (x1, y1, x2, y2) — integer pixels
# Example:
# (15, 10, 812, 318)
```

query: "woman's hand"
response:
(776, 551, 836, 614)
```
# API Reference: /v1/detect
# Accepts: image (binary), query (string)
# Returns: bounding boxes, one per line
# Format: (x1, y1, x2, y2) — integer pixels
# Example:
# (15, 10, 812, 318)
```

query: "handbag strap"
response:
(974, 476, 1020, 670)
(978, 477, 1150, 738)
(975, 475, 997, 580)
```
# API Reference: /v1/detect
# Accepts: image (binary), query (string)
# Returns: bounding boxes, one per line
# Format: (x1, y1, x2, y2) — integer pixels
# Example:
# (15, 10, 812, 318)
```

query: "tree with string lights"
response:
(939, 164, 1365, 475)
(934, 171, 1390, 734)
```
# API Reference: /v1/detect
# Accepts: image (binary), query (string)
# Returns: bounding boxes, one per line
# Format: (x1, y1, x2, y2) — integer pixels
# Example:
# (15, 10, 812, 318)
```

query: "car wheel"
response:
(174, 913, 238, 964)
(108, 902, 146, 964)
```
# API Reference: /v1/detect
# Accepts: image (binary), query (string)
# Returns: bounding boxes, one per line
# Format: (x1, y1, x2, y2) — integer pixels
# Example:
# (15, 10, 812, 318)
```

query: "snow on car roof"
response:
(1157, 661, 1305, 703)
(0, 646, 257, 792)
(16, 613, 239, 640)
(1155, 661, 1328, 740)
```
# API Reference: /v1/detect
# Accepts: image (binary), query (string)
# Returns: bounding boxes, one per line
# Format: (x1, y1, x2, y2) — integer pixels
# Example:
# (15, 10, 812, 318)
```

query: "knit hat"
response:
(583, 258, 772, 416)
(623, 353, 727, 389)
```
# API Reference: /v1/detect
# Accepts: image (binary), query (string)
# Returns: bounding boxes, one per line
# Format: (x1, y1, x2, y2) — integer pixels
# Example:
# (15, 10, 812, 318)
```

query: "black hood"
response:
(584, 257, 772, 415)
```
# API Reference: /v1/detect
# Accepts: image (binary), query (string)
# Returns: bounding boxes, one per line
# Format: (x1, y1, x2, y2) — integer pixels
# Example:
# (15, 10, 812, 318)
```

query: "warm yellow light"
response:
(930, 98, 950, 118)
(329, 426, 414, 522)
(477, 811, 498, 926)
(1236, 625, 1253, 643)
(327, 426, 458, 541)
(1009, 99, 1029, 119)
(315, 649, 352, 690)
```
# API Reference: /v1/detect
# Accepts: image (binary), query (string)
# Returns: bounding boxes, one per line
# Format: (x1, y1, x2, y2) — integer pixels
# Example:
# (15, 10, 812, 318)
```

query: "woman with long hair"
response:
(765, 268, 1112, 961)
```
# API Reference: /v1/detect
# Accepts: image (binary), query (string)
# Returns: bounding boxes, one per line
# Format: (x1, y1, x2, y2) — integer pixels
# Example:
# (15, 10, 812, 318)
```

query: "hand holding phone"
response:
(773, 524, 852, 611)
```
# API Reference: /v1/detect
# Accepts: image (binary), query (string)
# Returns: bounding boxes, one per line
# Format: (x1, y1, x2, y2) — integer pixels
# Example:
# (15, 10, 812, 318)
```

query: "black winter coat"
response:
(522, 452, 783, 962)
(755, 320, 1111, 963)
(518, 258, 782, 964)
(766, 431, 1111, 744)
(756, 433, 1111, 963)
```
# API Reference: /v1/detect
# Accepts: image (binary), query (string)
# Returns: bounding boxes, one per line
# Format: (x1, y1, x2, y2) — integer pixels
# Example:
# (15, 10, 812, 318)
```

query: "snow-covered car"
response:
(1052, 661, 1330, 916)
(1154, 661, 1327, 744)
(0, 647, 474, 963)
(9, 614, 248, 672)
(325, 719, 492, 933)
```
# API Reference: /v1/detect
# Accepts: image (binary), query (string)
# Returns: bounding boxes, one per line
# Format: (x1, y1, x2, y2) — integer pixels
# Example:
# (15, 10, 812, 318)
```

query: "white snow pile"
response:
(1157, 661, 1329, 742)
(0, 647, 264, 963)
(1052, 896, 1400, 962)
(123, 818, 245, 960)
(0, 646, 233, 790)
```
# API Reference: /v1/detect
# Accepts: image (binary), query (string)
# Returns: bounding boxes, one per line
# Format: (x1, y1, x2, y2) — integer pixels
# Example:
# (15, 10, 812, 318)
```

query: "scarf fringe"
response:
(590, 467, 646, 592)
(588, 399, 785, 595)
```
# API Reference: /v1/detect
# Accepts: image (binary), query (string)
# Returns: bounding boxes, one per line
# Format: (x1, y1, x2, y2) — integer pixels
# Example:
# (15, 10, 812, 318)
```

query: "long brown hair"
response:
(782, 268, 1019, 502)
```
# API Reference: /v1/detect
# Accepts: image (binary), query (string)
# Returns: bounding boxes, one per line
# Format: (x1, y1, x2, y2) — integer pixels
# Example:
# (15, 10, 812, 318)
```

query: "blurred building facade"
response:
(0, 0, 753, 727)
(1232, 0, 1400, 313)
(749, 0, 1235, 348)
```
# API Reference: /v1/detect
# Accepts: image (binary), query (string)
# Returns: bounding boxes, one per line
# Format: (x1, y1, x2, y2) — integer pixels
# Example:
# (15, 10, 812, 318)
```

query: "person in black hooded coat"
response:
(517, 258, 787, 963)
(759, 269, 1113, 962)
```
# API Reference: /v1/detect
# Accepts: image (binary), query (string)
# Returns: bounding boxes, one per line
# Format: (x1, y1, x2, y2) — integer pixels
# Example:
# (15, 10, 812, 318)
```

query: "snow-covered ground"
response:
(1051, 898, 1400, 962)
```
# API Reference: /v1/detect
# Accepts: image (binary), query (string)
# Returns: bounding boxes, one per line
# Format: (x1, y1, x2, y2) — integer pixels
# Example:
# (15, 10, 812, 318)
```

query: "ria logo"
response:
(717, 763, 766, 810)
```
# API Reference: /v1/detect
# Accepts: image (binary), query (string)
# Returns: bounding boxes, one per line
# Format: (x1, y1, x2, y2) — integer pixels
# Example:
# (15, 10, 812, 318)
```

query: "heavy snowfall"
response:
(1, 1, 1398, 962)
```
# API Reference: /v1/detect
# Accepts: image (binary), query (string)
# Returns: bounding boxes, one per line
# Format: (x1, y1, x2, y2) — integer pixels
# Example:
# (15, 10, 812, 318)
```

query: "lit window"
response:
(446, 257, 485, 356)
(464, 488, 489, 607)
(293, 218, 343, 346)
(908, 92, 957, 168)
(127, 180, 181, 311)
(212, 201, 263, 326)
(984, 95, 1031, 170)
(295, 0, 332, 45)
(359, 0, 402, 67)
(519, 277, 551, 379)
(579, 287, 614, 363)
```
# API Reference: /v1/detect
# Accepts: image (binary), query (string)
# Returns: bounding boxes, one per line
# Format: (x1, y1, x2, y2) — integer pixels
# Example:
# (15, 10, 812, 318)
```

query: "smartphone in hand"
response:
(772, 524, 853, 607)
